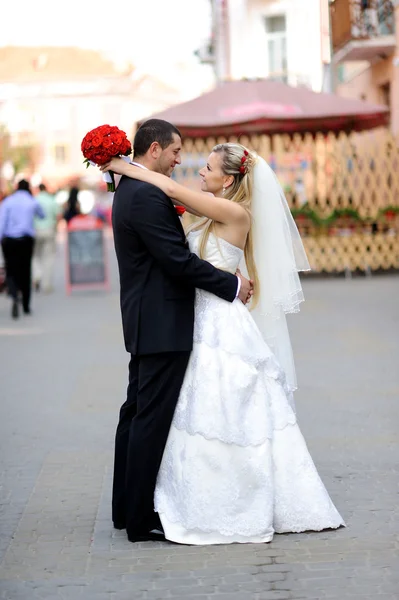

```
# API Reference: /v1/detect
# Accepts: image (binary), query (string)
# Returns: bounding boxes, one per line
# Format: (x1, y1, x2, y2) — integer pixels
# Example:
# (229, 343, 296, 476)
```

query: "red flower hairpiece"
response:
(239, 150, 249, 175)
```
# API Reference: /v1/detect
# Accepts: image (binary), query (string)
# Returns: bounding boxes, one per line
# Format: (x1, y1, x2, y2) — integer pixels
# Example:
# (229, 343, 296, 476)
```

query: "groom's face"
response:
(155, 134, 182, 177)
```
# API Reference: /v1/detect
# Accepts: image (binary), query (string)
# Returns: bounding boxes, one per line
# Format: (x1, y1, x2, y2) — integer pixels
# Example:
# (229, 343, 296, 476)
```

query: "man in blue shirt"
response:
(0, 180, 45, 319)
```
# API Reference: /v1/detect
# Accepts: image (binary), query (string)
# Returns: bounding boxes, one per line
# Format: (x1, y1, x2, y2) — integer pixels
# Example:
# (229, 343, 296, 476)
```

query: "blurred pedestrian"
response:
(32, 183, 60, 293)
(0, 192, 6, 294)
(0, 180, 45, 318)
(91, 191, 109, 225)
(62, 186, 81, 223)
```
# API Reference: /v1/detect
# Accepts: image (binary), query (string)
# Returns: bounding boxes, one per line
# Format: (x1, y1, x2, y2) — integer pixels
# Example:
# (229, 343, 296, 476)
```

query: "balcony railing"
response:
(330, 0, 395, 54)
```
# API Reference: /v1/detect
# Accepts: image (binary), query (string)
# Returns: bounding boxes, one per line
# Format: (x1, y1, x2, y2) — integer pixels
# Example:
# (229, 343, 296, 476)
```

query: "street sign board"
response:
(66, 215, 110, 294)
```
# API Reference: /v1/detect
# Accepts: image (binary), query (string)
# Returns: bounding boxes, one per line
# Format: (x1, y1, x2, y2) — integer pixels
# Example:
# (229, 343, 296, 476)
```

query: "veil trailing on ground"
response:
(248, 156, 311, 410)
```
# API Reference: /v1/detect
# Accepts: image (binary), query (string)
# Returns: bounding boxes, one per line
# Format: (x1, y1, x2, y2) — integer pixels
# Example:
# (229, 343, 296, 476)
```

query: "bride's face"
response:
(199, 152, 225, 196)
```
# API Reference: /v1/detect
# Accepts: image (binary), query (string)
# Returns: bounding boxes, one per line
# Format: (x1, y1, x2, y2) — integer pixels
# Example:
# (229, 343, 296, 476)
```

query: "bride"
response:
(102, 143, 345, 545)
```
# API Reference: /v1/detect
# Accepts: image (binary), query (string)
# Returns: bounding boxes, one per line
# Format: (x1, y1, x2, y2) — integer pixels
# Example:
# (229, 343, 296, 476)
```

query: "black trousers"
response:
(112, 351, 191, 537)
(1, 236, 34, 311)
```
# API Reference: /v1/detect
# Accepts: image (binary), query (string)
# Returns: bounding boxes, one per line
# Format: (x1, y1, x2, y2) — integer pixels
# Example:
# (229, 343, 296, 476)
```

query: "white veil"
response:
(248, 156, 311, 410)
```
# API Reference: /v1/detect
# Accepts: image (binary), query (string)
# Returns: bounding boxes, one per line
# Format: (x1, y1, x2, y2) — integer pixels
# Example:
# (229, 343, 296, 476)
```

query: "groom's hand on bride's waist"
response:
(236, 269, 254, 305)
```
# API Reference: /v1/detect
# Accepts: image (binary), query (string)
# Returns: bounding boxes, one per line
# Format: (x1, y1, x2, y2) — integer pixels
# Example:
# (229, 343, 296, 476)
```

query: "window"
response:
(54, 145, 67, 163)
(337, 64, 345, 84)
(380, 82, 390, 108)
(265, 15, 287, 82)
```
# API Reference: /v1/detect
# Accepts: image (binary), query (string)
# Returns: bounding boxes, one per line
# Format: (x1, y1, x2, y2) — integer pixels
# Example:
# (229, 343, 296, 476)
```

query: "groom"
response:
(112, 118, 253, 542)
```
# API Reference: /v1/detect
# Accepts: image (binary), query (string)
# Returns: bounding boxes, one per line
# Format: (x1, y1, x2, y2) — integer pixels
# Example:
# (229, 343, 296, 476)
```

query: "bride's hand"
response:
(99, 157, 130, 175)
(236, 268, 254, 305)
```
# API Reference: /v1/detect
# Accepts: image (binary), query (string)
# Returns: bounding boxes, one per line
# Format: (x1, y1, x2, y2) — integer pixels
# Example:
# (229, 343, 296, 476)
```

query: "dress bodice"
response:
(188, 230, 244, 274)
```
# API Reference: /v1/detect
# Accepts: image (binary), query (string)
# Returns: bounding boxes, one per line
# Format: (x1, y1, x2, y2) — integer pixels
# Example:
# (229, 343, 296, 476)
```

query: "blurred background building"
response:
(0, 0, 215, 193)
(330, 0, 399, 133)
(0, 46, 196, 189)
(197, 0, 332, 91)
(0, 0, 353, 193)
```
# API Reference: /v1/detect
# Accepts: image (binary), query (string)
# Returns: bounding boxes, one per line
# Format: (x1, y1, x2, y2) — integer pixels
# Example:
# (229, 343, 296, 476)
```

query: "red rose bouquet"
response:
(81, 125, 132, 192)
(175, 205, 186, 217)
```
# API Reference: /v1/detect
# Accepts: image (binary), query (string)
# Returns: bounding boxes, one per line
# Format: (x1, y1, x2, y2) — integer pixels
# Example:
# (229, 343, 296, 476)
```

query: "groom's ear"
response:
(149, 141, 162, 159)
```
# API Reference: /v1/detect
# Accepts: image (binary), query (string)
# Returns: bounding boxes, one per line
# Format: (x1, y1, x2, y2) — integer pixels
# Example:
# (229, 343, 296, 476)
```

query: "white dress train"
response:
(154, 230, 345, 544)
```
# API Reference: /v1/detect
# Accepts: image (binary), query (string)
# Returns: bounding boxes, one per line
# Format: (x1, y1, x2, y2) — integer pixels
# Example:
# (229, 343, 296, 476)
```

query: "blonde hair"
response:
(196, 142, 260, 308)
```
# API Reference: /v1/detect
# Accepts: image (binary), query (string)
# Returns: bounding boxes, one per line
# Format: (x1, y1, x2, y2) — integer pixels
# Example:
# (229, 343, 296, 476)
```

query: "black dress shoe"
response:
(23, 307, 31, 315)
(128, 526, 165, 543)
(113, 521, 126, 530)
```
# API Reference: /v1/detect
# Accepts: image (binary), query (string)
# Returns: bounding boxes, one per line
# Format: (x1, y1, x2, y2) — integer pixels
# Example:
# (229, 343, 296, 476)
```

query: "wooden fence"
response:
(174, 128, 399, 273)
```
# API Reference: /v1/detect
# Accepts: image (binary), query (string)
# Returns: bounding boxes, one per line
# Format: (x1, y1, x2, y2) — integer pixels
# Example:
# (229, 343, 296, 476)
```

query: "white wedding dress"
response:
(154, 230, 345, 544)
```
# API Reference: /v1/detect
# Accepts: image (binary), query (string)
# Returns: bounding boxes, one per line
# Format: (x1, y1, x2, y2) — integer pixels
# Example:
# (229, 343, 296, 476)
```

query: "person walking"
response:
(62, 187, 81, 224)
(0, 180, 44, 318)
(32, 183, 60, 293)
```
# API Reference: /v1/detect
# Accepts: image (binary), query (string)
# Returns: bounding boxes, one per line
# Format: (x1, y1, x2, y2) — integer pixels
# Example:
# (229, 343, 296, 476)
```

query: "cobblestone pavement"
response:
(1, 237, 398, 599)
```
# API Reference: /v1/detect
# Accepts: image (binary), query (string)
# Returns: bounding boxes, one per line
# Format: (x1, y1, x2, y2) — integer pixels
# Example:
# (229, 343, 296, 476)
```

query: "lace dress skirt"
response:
(154, 289, 345, 545)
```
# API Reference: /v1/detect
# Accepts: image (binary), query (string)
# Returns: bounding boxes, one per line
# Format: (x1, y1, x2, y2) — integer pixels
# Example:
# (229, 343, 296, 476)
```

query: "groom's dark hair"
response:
(133, 119, 181, 158)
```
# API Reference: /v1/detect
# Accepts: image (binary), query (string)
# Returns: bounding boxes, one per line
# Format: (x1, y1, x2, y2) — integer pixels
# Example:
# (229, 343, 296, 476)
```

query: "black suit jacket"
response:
(112, 175, 237, 355)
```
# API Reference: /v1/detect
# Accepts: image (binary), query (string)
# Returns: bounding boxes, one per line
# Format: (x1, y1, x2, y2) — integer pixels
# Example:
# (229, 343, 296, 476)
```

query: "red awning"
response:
(138, 79, 389, 137)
